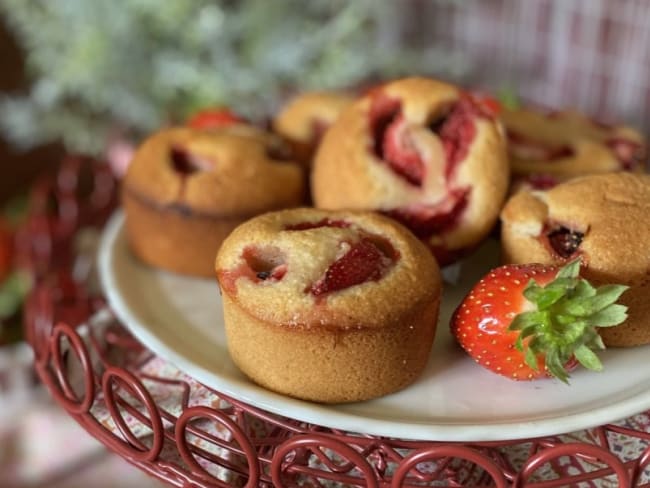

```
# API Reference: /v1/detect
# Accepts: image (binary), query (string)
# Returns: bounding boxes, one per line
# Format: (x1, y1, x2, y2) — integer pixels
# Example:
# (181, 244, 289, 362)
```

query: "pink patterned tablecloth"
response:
(0, 344, 166, 488)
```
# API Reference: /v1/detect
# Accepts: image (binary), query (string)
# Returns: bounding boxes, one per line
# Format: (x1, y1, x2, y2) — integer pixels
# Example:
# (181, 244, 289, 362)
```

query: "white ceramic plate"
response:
(98, 212, 650, 442)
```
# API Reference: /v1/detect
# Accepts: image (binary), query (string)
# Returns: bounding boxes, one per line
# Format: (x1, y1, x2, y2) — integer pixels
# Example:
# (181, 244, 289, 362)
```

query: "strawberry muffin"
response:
(215, 208, 441, 403)
(272, 91, 355, 167)
(502, 107, 647, 188)
(500, 172, 650, 347)
(311, 77, 509, 266)
(123, 127, 304, 277)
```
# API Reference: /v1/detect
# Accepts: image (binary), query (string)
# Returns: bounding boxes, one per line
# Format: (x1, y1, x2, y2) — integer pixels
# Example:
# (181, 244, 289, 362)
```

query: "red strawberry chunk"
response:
(382, 114, 425, 185)
(187, 108, 246, 129)
(310, 237, 395, 296)
(369, 92, 491, 186)
(368, 94, 483, 186)
(170, 147, 213, 175)
(605, 138, 646, 171)
(469, 93, 502, 117)
(217, 246, 287, 295)
(381, 188, 469, 265)
(369, 95, 401, 161)
(507, 130, 575, 162)
(437, 100, 479, 177)
(391, 188, 468, 237)
(368, 95, 425, 185)
(523, 174, 559, 191)
(543, 224, 584, 259)
(285, 218, 350, 231)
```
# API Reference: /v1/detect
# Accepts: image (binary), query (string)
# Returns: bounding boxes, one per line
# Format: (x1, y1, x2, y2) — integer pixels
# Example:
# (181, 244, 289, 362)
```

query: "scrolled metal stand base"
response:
(21, 158, 650, 487)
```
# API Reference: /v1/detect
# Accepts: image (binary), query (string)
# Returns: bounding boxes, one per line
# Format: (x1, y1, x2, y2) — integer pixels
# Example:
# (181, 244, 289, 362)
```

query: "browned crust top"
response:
(311, 76, 509, 251)
(124, 127, 305, 215)
(215, 208, 442, 329)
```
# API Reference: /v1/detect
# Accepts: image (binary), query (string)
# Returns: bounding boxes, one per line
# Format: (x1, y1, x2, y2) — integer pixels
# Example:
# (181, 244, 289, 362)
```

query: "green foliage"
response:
(0, 270, 30, 321)
(0, 0, 467, 154)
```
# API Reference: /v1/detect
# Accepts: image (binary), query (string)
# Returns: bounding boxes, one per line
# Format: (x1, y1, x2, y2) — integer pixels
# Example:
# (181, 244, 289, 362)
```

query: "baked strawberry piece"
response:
(187, 107, 247, 129)
(500, 172, 650, 347)
(312, 77, 509, 266)
(215, 208, 441, 403)
(501, 107, 648, 183)
(451, 260, 628, 382)
(509, 173, 561, 194)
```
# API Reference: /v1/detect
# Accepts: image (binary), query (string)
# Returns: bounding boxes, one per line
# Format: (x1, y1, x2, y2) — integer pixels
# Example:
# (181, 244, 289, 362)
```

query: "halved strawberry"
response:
(187, 108, 246, 129)
(309, 237, 395, 297)
(450, 260, 628, 382)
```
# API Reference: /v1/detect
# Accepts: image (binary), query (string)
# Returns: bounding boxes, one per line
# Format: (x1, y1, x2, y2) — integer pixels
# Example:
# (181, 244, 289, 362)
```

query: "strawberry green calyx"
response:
(508, 260, 629, 383)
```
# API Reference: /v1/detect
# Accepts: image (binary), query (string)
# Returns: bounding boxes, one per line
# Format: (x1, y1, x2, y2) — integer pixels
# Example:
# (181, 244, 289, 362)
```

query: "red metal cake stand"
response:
(21, 157, 650, 487)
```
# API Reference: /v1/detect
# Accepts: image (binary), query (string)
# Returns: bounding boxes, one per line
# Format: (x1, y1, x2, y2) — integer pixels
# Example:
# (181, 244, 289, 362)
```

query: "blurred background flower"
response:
(0, 0, 469, 155)
(1, 0, 649, 158)
(2, 0, 650, 161)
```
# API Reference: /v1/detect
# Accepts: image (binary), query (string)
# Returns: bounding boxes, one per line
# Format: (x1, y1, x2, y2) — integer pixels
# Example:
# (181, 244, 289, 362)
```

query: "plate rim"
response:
(98, 211, 650, 442)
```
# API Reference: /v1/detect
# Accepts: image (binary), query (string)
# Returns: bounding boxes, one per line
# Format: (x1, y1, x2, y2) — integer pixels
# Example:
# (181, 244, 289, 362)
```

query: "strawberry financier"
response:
(502, 106, 647, 185)
(272, 91, 355, 167)
(500, 172, 650, 347)
(215, 208, 441, 403)
(311, 77, 509, 266)
(123, 127, 304, 277)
